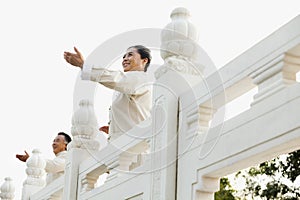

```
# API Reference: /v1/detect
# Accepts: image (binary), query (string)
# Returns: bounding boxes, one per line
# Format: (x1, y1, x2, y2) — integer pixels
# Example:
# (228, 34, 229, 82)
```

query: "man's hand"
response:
(99, 126, 109, 134)
(16, 150, 29, 162)
(64, 47, 85, 68)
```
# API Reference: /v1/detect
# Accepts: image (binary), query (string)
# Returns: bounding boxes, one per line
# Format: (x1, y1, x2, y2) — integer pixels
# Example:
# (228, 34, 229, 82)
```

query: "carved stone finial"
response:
(23, 149, 46, 187)
(157, 7, 204, 79)
(21, 149, 46, 200)
(69, 99, 100, 150)
(0, 177, 15, 200)
(170, 7, 190, 20)
(26, 149, 46, 169)
(161, 7, 198, 58)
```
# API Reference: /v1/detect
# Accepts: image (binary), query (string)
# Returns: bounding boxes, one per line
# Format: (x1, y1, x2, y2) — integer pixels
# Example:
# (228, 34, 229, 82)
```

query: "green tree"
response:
(214, 177, 238, 200)
(235, 149, 300, 200)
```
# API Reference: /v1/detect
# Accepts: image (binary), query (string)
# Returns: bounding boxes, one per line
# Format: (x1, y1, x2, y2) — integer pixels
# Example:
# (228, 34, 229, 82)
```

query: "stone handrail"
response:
(30, 176, 64, 200)
(180, 15, 300, 111)
(78, 121, 151, 199)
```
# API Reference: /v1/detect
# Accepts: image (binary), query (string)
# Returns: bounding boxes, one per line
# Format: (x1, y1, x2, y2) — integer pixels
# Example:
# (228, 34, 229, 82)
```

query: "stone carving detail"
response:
(156, 7, 204, 79)
(0, 177, 15, 200)
(185, 105, 208, 139)
(151, 96, 166, 200)
(23, 149, 46, 187)
(250, 52, 300, 105)
(69, 99, 100, 150)
(104, 158, 119, 184)
(81, 174, 98, 192)
(155, 56, 205, 79)
(119, 141, 149, 172)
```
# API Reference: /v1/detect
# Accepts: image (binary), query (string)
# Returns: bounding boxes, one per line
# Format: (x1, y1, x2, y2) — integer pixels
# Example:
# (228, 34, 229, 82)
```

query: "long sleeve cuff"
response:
(81, 62, 93, 80)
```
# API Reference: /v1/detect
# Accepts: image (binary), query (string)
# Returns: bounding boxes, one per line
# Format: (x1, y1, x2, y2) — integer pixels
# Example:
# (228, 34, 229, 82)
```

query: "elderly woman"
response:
(64, 45, 152, 141)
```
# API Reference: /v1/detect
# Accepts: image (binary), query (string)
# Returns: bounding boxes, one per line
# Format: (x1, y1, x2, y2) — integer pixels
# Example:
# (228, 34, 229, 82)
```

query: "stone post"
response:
(151, 7, 205, 200)
(63, 99, 100, 200)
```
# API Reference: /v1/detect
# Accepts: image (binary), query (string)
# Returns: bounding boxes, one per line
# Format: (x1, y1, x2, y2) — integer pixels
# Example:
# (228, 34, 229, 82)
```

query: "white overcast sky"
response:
(0, 0, 299, 198)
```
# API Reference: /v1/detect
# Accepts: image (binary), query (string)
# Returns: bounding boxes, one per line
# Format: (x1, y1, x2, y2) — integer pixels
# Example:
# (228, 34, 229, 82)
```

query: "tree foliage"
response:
(235, 149, 300, 200)
(214, 177, 238, 200)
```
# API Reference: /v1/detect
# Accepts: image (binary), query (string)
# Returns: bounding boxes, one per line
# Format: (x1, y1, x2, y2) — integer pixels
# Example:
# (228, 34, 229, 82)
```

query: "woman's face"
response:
(122, 48, 147, 72)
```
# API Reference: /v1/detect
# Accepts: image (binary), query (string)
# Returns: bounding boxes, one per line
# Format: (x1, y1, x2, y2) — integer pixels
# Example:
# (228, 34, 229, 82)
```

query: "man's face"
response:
(122, 48, 147, 72)
(52, 135, 67, 155)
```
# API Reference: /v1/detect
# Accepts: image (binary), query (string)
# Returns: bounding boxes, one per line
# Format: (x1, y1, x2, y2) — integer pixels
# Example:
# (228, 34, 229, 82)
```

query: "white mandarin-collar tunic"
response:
(81, 64, 152, 141)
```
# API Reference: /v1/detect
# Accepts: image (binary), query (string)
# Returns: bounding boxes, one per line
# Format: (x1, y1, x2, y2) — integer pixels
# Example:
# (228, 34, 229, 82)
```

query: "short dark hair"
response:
(128, 45, 152, 72)
(58, 132, 72, 144)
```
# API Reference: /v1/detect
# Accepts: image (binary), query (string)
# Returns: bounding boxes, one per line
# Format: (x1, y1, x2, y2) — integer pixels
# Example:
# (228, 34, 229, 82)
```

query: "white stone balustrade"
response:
(77, 119, 152, 199)
(176, 14, 300, 200)
(16, 7, 300, 200)
(0, 177, 15, 200)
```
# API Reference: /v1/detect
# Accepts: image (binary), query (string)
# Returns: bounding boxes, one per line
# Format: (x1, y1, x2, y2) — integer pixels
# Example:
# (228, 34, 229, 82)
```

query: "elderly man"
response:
(16, 132, 72, 184)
